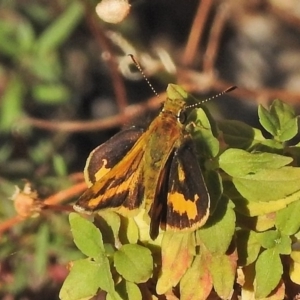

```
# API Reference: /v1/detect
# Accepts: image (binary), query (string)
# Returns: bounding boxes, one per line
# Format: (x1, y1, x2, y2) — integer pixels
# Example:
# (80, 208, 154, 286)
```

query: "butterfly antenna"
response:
(128, 54, 159, 98)
(186, 86, 237, 110)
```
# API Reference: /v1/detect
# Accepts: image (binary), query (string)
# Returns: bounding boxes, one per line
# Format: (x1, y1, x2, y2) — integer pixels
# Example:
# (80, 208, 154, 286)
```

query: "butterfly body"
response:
(143, 97, 184, 206)
(74, 84, 211, 239)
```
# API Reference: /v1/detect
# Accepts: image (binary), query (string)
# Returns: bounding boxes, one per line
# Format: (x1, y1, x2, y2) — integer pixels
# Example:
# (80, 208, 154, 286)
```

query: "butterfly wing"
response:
(74, 128, 145, 214)
(164, 139, 210, 232)
(84, 128, 144, 186)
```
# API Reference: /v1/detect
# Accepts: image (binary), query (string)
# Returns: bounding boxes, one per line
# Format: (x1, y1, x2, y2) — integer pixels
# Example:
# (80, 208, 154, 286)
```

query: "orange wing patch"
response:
(167, 192, 198, 220)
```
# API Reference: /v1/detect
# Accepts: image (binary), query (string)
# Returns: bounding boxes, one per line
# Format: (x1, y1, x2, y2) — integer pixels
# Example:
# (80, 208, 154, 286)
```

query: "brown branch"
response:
(267, 2, 300, 31)
(208, 78, 300, 105)
(0, 215, 24, 236)
(182, 0, 214, 67)
(0, 178, 87, 235)
(23, 92, 165, 132)
(178, 69, 300, 105)
(203, 3, 229, 74)
(44, 181, 87, 206)
(84, 4, 128, 117)
(23, 75, 300, 135)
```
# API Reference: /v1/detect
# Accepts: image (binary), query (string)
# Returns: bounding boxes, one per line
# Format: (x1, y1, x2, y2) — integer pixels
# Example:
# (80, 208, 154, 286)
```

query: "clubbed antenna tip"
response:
(128, 54, 159, 98)
(224, 86, 237, 93)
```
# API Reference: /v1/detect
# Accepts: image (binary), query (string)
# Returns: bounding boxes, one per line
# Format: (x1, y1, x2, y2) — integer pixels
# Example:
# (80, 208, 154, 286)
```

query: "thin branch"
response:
(182, 0, 214, 67)
(267, 2, 300, 31)
(203, 3, 229, 74)
(23, 92, 165, 132)
(44, 181, 87, 206)
(0, 215, 24, 236)
(208, 78, 300, 105)
(178, 68, 300, 105)
(84, 4, 128, 116)
(0, 178, 87, 235)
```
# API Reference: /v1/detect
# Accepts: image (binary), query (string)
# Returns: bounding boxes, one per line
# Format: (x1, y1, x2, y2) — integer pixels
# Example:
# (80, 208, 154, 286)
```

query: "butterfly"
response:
(73, 83, 236, 239)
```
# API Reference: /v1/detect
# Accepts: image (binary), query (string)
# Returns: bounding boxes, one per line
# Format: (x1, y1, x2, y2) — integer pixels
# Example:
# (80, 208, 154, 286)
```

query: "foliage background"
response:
(1, 0, 300, 299)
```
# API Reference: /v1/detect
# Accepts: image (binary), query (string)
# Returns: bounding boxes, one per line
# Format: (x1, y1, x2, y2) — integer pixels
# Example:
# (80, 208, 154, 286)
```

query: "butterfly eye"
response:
(178, 110, 187, 124)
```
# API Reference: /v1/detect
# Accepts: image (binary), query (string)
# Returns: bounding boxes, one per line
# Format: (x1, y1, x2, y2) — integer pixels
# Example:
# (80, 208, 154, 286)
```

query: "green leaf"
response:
(209, 253, 237, 299)
(108, 280, 142, 300)
(275, 234, 291, 255)
(133, 209, 154, 242)
(251, 138, 284, 151)
(10, 258, 30, 293)
(23, 3, 53, 24)
(254, 213, 276, 232)
(32, 83, 70, 104)
(180, 253, 213, 300)
(254, 249, 283, 298)
(256, 230, 279, 249)
(233, 167, 300, 202)
(60, 256, 117, 300)
(53, 154, 67, 176)
(114, 244, 153, 283)
(219, 149, 292, 177)
(219, 149, 300, 203)
(236, 229, 261, 266)
(36, 2, 84, 55)
(30, 52, 62, 80)
(156, 231, 194, 294)
(258, 105, 277, 137)
(205, 170, 223, 214)
(34, 223, 49, 277)
(256, 230, 291, 255)
(69, 213, 104, 257)
(275, 200, 300, 235)
(95, 211, 121, 244)
(0, 18, 35, 57)
(258, 99, 298, 141)
(119, 216, 139, 244)
(59, 259, 106, 300)
(0, 143, 12, 164)
(235, 189, 300, 217)
(218, 120, 265, 149)
(0, 20, 19, 56)
(197, 196, 235, 254)
(17, 19, 36, 53)
(0, 76, 24, 132)
(29, 139, 53, 164)
(96, 253, 118, 297)
(190, 107, 219, 158)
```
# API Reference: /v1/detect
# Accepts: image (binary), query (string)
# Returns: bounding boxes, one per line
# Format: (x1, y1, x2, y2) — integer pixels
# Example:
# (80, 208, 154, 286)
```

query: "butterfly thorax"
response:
(162, 94, 185, 113)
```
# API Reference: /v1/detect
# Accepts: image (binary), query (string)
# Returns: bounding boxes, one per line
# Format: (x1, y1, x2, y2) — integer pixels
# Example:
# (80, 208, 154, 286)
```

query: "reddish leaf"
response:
(156, 232, 194, 294)
(180, 252, 213, 300)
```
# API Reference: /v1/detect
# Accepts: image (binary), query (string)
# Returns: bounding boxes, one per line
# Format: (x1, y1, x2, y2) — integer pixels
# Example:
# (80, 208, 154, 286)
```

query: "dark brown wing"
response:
(149, 139, 210, 239)
(74, 128, 145, 214)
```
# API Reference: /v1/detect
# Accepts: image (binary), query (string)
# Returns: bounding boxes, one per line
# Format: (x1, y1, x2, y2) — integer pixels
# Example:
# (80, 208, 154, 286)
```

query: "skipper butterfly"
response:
(73, 83, 235, 239)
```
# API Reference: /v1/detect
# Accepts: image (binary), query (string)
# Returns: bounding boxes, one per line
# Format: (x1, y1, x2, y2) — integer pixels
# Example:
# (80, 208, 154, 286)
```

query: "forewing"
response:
(84, 128, 144, 186)
(74, 130, 145, 214)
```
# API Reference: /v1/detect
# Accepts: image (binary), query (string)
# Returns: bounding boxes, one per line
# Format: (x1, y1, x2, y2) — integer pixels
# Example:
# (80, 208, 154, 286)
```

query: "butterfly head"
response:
(161, 84, 189, 123)
(163, 83, 237, 125)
